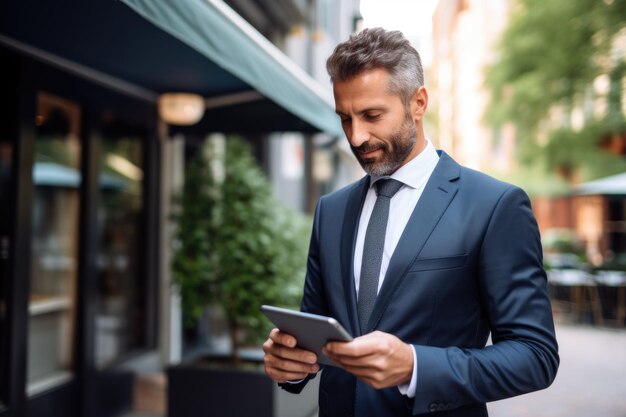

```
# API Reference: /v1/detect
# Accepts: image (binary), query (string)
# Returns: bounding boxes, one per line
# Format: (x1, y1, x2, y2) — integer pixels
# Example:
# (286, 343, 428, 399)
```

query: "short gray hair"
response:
(326, 28, 424, 104)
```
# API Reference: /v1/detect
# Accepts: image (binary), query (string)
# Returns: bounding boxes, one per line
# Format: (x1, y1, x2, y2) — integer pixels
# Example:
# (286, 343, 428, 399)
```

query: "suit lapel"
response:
(341, 176, 370, 336)
(366, 151, 461, 332)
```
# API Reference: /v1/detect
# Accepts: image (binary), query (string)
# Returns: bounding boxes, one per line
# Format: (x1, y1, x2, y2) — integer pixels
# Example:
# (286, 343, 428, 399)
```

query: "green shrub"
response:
(172, 136, 310, 363)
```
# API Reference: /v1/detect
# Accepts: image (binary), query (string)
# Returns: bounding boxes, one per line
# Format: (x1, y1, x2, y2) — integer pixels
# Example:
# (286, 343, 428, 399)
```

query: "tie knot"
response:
(375, 178, 403, 198)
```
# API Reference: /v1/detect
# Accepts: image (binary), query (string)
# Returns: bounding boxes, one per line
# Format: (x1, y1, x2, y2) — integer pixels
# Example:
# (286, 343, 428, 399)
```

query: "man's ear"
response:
(410, 86, 428, 121)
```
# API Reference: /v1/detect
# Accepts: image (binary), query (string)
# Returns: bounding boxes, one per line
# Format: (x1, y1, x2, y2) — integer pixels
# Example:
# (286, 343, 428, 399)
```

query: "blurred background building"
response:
(432, 0, 626, 270)
(431, 0, 515, 172)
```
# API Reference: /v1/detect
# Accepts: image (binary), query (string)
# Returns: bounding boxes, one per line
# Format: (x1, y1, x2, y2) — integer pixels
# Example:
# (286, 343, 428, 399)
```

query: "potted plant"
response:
(168, 136, 316, 417)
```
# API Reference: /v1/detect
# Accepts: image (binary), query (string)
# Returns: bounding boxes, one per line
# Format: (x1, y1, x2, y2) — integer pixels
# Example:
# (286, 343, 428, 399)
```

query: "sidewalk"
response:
(488, 323, 626, 417)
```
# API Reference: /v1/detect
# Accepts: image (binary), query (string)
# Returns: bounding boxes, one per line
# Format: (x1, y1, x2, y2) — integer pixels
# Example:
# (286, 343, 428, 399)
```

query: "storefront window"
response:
(27, 92, 81, 395)
(94, 116, 146, 367)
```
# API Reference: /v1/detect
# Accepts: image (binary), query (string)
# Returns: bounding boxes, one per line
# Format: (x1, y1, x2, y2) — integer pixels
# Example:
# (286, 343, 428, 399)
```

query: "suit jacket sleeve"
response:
(411, 186, 559, 414)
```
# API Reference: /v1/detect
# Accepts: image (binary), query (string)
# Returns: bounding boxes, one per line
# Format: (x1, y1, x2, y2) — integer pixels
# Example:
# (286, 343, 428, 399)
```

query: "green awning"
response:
(120, 0, 342, 136)
(1, 0, 342, 135)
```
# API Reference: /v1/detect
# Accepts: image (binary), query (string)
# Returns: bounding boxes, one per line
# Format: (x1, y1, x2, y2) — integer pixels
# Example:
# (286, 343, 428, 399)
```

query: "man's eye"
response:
(365, 113, 381, 120)
(341, 118, 351, 124)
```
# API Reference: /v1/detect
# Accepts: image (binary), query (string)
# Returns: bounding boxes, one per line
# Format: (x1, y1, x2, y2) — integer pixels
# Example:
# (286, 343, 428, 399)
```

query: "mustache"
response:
(352, 142, 386, 154)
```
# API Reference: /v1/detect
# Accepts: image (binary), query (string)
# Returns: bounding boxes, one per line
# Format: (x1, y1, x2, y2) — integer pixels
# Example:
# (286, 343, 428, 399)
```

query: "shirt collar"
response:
(369, 139, 439, 190)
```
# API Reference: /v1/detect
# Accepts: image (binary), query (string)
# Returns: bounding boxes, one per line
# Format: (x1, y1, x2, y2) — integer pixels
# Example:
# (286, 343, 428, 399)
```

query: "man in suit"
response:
(263, 28, 559, 417)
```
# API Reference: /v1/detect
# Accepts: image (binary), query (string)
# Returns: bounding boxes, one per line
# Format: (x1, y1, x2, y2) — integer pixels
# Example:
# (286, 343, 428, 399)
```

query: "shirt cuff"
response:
(397, 345, 417, 398)
(284, 379, 305, 384)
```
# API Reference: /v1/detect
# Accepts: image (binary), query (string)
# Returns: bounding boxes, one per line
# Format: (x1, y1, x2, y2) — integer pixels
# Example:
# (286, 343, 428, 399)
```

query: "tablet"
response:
(261, 305, 353, 367)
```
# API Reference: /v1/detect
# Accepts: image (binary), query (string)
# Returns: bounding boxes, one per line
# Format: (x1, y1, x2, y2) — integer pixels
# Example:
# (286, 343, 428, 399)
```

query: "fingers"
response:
(326, 351, 391, 389)
(269, 328, 297, 348)
(263, 329, 320, 383)
(264, 362, 314, 383)
(325, 331, 387, 357)
(322, 331, 414, 389)
(265, 329, 318, 364)
(327, 351, 378, 369)
(322, 332, 385, 374)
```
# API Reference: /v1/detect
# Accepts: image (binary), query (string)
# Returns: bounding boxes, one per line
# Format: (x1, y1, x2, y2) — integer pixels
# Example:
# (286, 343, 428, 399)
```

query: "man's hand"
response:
(262, 328, 320, 383)
(323, 330, 413, 389)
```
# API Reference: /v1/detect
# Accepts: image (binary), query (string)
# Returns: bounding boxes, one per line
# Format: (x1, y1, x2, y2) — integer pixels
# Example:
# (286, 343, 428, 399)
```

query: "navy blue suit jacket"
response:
(282, 151, 559, 416)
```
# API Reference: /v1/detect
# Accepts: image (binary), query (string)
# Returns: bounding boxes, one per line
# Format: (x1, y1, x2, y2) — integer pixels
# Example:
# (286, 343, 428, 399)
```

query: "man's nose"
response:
(347, 119, 369, 148)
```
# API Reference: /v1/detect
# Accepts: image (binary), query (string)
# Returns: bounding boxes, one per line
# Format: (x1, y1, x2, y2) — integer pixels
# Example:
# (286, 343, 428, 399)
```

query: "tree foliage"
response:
(171, 137, 311, 362)
(485, 0, 626, 181)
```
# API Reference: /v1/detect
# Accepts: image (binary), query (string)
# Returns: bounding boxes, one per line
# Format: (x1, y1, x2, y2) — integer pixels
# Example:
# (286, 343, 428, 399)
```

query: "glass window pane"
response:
(95, 117, 145, 368)
(27, 92, 81, 395)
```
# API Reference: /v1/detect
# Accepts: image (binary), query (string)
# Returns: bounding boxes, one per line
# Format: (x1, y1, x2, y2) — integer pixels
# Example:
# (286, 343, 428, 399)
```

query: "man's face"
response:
(333, 68, 422, 176)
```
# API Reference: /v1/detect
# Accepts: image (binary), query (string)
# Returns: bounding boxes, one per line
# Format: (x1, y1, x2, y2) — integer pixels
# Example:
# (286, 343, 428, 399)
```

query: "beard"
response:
(351, 113, 417, 176)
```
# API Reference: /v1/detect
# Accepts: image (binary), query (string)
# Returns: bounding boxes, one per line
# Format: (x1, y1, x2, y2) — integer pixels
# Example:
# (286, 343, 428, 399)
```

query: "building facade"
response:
(0, 0, 345, 416)
(431, 0, 514, 172)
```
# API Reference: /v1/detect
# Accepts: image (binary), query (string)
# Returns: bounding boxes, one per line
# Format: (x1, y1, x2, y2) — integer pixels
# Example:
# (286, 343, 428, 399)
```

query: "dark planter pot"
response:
(167, 360, 318, 417)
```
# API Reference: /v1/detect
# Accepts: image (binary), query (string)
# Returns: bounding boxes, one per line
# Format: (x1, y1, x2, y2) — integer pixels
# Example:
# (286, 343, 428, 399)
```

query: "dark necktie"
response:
(357, 178, 404, 333)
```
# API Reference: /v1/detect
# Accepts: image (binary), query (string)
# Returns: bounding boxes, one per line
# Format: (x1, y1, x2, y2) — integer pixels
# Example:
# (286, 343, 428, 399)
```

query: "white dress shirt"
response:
(353, 139, 439, 398)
